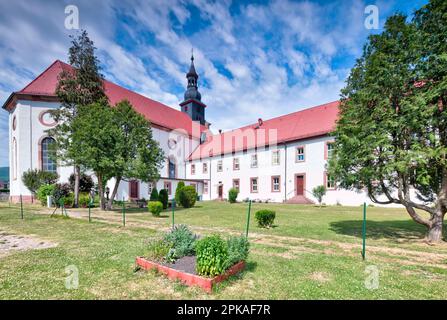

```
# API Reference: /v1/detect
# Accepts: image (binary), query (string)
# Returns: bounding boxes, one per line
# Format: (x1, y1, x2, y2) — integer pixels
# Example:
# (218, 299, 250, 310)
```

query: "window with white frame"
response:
(203, 162, 208, 174)
(148, 182, 153, 195)
(272, 176, 280, 192)
(251, 154, 258, 168)
(250, 177, 258, 193)
(41, 137, 57, 173)
(204, 181, 208, 194)
(326, 174, 336, 189)
(217, 160, 223, 172)
(296, 146, 305, 162)
(233, 179, 240, 191)
(233, 158, 240, 170)
(327, 142, 335, 159)
(272, 150, 280, 166)
(191, 164, 195, 175)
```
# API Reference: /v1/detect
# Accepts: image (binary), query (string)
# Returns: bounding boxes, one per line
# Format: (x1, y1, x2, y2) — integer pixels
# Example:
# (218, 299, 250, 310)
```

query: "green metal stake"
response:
(20, 194, 24, 219)
(88, 201, 92, 223)
(245, 200, 252, 238)
(171, 199, 176, 228)
(362, 202, 367, 260)
(122, 197, 126, 227)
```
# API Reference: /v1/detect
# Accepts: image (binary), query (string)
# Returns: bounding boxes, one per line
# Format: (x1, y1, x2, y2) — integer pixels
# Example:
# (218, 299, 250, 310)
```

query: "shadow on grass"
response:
(329, 220, 427, 242)
(213, 261, 258, 293)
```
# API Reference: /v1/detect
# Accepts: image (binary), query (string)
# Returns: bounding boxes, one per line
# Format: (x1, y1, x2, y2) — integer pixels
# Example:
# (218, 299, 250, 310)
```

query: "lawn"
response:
(1, 200, 447, 299)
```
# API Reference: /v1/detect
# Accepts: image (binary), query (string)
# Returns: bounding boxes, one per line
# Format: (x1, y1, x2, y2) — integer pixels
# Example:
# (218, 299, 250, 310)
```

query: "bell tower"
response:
(180, 52, 207, 125)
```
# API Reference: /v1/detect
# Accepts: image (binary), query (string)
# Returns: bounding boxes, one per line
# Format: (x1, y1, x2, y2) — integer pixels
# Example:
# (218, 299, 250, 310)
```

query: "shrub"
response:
(22, 169, 58, 195)
(158, 189, 169, 209)
(146, 237, 172, 262)
(179, 186, 197, 208)
(312, 185, 326, 207)
(150, 187, 159, 201)
(255, 210, 276, 228)
(224, 235, 250, 269)
(36, 184, 56, 206)
(175, 181, 185, 205)
(163, 224, 197, 259)
(52, 183, 72, 207)
(148, 201, 163, 216)
(196, 235, 228, 277)
(78, 192, 91, 207)
(228, 187, 239, 203)
(69, 173, 94, 192)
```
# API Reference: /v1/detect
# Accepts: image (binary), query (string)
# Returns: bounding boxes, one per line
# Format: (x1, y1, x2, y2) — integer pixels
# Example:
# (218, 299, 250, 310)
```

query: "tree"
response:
(175, 181, 185, 205)
(49, 30, 107, 208)
(329, 4, 447, 243)
(179, 186, 197, 208)
(228, 187, 239, 203)
(105, 100, 164, 210)
(312, 185, 326, 207)
(22, 169, 58, 201)
(69, 102, 121, 210)
(159, 189, 169, 210)
(150, 187, 159, 201)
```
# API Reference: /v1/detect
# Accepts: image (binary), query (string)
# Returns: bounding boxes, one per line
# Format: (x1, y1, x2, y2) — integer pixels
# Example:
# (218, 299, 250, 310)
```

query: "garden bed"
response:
(136, 256, 245, 293)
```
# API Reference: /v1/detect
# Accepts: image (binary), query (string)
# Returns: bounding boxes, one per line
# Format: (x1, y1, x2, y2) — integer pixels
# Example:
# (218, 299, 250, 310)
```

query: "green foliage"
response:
(146, 237, 172, 263)
(150, 187, 159, 201)
(159, 189, 169, 209)
(255, 210, 276, 228)
(312, 185, 326, 206)
(148, 201, 163, 217)
(69, 173, 94, 192)
(52, 183, 72, 207)
(22, 169, 58, 195)
(175, 181, 185, 205)
(163, 225, 197, 259)
(195, 234, 228, 277)
(228, 188, 239, 203)
(178, 186, 197, 208)
(78, 192, 91, 207)
(224, 235, 249, 269)
(36, 184, 56, 206)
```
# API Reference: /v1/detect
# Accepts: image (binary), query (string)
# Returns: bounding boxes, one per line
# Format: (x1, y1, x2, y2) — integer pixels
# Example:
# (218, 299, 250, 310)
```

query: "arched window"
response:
(41, 137, 57, 173)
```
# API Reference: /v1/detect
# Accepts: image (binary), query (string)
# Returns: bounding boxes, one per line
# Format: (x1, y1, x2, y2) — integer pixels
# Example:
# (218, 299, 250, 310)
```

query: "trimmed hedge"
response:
(179, 186, 197, 208)
(148, 201, 163, 216)
(255, 209, 276, 228)
(158, 189, 169, 209)
(228, 187, 239, 203)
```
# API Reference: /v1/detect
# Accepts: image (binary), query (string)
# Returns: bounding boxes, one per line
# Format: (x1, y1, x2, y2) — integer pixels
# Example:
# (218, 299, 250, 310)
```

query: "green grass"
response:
(1, 201, 447, 299)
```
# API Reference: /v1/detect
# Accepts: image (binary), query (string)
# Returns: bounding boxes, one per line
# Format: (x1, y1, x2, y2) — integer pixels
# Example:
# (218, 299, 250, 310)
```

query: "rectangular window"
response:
(251, 154, 258, 168)
(272, 176, 280, 192)
(148, 182, 153, 195)
(191, 164, 195, 175)
(217, 160, 223, 172)
(250, 177, 258, 193)
(203, 163, 208, 174)
(272, 150, 280, 166)
(204, 181, 208, 194)
(326, 174, 336, 190)
(296, 146, 305, 162)
(190, 183, 197, 191)
(326, 142, 335, 159)
(233, 158, 240, 170)
(164, 182, 172, 195)
(233, 179, 240, 191)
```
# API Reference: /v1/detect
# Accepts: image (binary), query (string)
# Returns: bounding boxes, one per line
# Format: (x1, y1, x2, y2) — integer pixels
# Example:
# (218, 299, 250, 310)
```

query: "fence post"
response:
(122, 197, 126, 227)
(20, 194, 24, 219)
(172, 199, 175, 228)
(88, 201, 92, 223)
(245, 200, 252, 238)
(362, 202, 367, 260)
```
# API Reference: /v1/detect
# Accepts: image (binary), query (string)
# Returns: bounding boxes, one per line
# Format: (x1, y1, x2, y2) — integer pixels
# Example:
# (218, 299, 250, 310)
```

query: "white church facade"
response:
(3, 57, 371, 206)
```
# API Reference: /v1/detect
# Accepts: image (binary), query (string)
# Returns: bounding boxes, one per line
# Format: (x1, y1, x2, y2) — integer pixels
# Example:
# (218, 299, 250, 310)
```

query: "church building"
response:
(3, 55, 371, 206)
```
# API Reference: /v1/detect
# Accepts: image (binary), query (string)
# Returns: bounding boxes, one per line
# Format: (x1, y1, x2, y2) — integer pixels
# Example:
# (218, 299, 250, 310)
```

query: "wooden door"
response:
(218, 185, 223, 199)
(296, 176, 304, 195)
(129, 180, 139, 199)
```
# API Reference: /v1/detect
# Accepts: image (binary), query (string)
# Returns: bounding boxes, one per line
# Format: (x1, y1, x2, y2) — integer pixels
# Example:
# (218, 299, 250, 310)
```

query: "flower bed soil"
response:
(136, 256, 245, 293)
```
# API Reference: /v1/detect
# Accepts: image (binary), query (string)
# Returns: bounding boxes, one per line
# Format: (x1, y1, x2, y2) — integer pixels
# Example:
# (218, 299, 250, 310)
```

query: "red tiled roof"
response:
(189, 101, 339, 160)
(4, 60, 206, 138)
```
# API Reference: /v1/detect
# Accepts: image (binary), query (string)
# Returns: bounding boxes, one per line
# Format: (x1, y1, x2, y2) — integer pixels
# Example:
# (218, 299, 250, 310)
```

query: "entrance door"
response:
(296, 175, 304, 196)
(129, 180, 139, 199)
(218, 184, 223, 199)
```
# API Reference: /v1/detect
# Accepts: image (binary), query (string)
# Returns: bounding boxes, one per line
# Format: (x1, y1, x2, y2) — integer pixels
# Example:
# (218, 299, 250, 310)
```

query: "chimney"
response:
(258, 118, 263, 127)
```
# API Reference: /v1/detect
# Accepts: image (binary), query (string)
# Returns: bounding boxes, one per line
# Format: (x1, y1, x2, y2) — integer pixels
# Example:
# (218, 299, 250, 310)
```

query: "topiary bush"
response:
(255, 210, 276, 228)
(175, 181, 185, 205)
(228, 187, 239, 203)
(36, 184, 56, 206)
(196, 234, 228, 277)
(148, 201, 163, 216)
(150, 187, 159, 201)
(224, 235, 250, 269)
(158, 189, 169, 209)
(163, 224, 197, 259)
(179, 186, 197, 208)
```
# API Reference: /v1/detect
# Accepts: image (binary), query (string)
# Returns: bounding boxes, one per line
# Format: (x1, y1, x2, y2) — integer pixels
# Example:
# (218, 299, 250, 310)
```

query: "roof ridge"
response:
(19, 60, 64, 93)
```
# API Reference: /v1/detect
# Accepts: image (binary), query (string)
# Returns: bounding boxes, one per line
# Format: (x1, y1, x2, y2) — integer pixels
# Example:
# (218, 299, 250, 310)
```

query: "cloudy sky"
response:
(0, 0, 428, 167)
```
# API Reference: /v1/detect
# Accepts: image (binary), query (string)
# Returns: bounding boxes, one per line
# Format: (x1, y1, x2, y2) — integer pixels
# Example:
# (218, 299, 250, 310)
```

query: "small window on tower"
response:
(185, 106, 188, 112)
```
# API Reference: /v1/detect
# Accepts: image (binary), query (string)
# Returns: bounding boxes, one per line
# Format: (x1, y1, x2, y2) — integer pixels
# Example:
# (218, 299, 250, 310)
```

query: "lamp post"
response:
(105, 187, 110, 201)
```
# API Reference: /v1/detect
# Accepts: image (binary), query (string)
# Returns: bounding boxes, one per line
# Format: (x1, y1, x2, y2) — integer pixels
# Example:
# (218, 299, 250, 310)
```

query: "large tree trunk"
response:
(427, 211, 444, 243)
(106, 176, 121, 211)
(73, 165, 80, 208)
(97, 173, 106, 211)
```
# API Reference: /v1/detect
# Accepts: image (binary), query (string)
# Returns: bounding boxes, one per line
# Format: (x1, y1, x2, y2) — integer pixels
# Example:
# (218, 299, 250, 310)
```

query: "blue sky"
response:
(0, 0, 428, 167)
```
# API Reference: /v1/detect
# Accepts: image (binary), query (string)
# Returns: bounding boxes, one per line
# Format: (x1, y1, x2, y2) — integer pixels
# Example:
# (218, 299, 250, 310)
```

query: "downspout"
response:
(209, 159, 212, 200)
